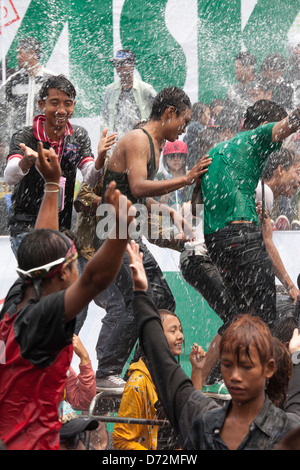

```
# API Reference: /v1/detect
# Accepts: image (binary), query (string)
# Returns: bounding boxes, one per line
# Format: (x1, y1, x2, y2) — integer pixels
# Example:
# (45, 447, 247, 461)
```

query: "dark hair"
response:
(262, 148, 296, 180)
(220, 314, 274, 367)
(18, 37, 41, 60)
(191, 102, 209, 121)
(260, 54, 287, 73)
(266, 337, 293, 408)
(39, 74, 76, 102)
(235, 52, 257, 71)
(241, 99, 287, 131)
(150, 87, 191, 121)
(271, 314, 298, 345)
(17, 229, 72, 272)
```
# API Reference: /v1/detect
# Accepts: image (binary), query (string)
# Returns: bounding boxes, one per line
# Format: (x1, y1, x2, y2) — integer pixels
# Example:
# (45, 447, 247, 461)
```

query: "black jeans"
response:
(205, 224, 276, 327)
(96, 240, 176, 378)
(180, 252, 239, 335)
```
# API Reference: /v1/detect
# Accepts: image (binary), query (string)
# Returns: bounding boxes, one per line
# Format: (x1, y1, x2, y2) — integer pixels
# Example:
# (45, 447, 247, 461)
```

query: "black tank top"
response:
(101, 128, 157, 205)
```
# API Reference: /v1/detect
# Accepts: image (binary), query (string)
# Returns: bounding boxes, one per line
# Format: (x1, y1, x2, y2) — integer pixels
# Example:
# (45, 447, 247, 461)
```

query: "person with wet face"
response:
(94, 86, 212, 392)
(255, 148, 300, 303)
(113, 305, 205, 450)
(155, 140, 193, 211)
(4, 74, 113, 257)
(99, 49, 157, 141)
(128, 239, 300, 450)
(0, 143, 136, 450)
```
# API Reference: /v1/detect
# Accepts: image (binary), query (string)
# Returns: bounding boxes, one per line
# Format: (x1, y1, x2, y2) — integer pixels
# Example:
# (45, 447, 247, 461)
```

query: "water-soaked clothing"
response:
(202, 123, 280, 325)
(0, 279, 75, 450)
(134, 290, 300, 450)
(94, 129, 176, 379)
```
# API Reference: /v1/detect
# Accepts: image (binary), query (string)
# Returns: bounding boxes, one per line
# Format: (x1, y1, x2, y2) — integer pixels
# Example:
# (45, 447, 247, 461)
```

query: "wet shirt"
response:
(201, 123, 280, 234)
(0, 279, 75, 450)
(7, 115, 94, 235)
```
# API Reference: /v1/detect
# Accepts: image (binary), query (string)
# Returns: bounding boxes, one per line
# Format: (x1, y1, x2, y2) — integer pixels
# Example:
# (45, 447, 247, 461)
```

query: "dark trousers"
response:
(95, 241, 176, 378)
(180, 252, 239, 335)
(205, 223, 276, 327)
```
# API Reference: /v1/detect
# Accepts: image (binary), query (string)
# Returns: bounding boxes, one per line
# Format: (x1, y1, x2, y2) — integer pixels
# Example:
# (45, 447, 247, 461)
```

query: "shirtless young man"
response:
(94, 86, 212, 391)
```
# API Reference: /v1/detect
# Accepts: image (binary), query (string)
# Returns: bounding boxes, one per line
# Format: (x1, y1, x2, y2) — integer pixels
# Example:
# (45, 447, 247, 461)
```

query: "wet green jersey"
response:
(202, 123, 280, 234)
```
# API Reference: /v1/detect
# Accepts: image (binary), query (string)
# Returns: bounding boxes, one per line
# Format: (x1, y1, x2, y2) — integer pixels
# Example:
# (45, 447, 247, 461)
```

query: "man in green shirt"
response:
(200, 99, 300, 383)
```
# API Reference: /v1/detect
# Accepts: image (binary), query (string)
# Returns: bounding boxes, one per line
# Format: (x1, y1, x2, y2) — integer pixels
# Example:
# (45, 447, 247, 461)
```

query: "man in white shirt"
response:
(99, 49, 156, 141)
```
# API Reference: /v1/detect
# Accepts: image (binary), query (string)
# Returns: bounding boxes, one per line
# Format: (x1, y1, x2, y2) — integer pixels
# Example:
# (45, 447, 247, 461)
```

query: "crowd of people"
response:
(0, 36, 300, 451)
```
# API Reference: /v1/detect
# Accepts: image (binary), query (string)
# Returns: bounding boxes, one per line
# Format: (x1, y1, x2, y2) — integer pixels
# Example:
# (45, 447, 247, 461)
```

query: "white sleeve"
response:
(255, 181, 274, 214)
(4, 156, 28, 185)
(80, 159, 104, 187)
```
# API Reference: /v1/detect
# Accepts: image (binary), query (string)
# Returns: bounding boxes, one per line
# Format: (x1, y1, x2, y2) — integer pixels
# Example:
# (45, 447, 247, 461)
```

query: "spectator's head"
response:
(159, 309, 184, 357)
(262, 148, 300, 198)
(234, 52, 257, 84)
(109, 49, 136, 80)
(16, 229, 78, 297)
(38, 75, 76, 126)
(162, 140, 188, 174)
(246, 76, 274, 103)
(209, 99, 224, 122)
(260, 53, 287, 85)
(219, 314, 275, 402)
(191, 102, 210, 126)
(17, 37, 42, 70)
(241, 99, 287, 131)
(150, 87, 192, 141)
(266, 337, 293, 408)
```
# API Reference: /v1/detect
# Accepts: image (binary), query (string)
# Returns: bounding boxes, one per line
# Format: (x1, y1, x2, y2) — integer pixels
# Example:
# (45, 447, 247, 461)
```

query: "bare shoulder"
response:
(109, 129, 149, 172)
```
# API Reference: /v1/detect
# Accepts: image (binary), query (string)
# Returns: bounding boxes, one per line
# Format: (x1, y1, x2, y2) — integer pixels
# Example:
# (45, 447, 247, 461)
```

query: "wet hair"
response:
(235, 51, 257, 72)
(39, 74, 76, 102)
(220, 314, 274, 367)
(260, 54, 287, 73)
(266, 337, 293, 408)
(150, 86, 191, 121)
(271, 314, 298, 345)
(158, 308, 181, 324)
(191, 102, 209, 121)
(262, 148, 296, 180)
(209, 99, 224, 112)
(241, 99, 287, 131)
(18, 37, 41, 60)
(17, 228, 73, 273)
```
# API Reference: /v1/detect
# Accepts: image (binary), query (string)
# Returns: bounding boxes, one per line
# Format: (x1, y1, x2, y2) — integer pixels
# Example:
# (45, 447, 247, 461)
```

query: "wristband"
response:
(44, 182, 60, 188)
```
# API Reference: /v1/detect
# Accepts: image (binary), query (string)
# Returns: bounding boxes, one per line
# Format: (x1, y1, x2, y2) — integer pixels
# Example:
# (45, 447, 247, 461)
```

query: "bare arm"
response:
(272, 107, 300, 142)
(34, 143, 61, 231)
(125, 133, 212, 199)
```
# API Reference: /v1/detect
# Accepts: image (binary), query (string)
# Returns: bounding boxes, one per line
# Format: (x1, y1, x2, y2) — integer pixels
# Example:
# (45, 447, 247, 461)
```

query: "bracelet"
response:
(44, 189, 59, 193)
(44, 182, 60, 188)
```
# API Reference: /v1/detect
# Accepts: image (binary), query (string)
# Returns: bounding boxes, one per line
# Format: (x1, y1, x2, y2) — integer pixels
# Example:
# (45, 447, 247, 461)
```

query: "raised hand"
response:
(35, 142, 61, 184)
(127, 239, 148, 292)
(186, 154, 212, 185)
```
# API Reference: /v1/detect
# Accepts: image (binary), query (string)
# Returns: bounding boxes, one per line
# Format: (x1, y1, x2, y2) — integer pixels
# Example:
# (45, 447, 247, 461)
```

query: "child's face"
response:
(166, 154, 186, 172)
(220, 344, 274, 404)
(162, 314, 184, 357)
